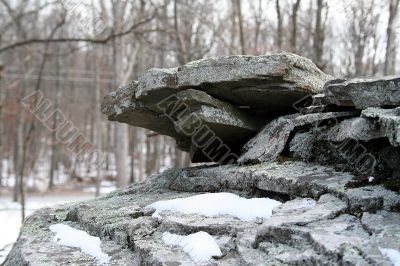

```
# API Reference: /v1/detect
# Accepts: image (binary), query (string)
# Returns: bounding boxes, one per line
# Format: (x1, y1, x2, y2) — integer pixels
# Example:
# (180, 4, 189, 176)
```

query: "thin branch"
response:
(0, 11, 157, 54)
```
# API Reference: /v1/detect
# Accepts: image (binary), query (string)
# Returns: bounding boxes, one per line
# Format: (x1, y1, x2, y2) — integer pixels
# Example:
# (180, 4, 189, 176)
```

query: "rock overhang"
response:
(102, 53, 332, 162)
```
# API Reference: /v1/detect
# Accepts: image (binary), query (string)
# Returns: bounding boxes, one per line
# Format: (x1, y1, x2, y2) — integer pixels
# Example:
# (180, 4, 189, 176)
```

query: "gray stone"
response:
(361, 211, 400, 234)
(345, 186, 400, 212)
(327, 117, 383, 142)
(102, 84, 263, 157)
(136, 53, 331, 113)
(361, 107, 400, 147)
(288, 131, 317, 161)
(267, 194, 347, 226)
(238, 111, 357, 164)
(101, 81, 180, 142)
(286, 119, 400, 180)
(324, 75, 400, 109)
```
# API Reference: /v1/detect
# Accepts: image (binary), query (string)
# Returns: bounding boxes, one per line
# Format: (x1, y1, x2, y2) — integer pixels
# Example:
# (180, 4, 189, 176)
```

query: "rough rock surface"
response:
(324, 76, 400, 109)
(5, 162, 400, 266)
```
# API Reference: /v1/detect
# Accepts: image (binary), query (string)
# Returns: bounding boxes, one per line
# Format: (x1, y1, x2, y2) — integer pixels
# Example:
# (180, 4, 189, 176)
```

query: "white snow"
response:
(49, 224, 110, 265)
(148, 192, 282, 221)
(83, 183, 117, 194)
(162, 231, 222, 263)
(380, 248, 400, 266)
(0, 195, 91, 264)
(152, 210, 162, 219)
(296, 198, 317, 209)
(368, 176, 375, 182)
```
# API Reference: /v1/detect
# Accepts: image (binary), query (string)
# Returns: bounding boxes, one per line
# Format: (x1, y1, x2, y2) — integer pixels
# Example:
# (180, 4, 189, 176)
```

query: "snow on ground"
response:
(162, 231, 222, 263)
(50, 224, 110, 265)
(0, 194, 92, 264)
(380, 248, 400, 266)
(82, 180, 117, 194)
(149, 192, 282, 221)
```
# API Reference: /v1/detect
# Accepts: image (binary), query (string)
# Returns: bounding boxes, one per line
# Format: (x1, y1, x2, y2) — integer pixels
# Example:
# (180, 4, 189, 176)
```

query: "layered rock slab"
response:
(6, 161, 400, 265)
(323, 75, 400, 109)
(361, 107, 400, 147)
(102, 82, 262, 158)
(136, 53, 331, 113)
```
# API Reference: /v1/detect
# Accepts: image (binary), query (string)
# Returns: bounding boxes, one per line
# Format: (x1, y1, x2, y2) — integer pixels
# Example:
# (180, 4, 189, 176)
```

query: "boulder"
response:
(324, 75, 400, 109)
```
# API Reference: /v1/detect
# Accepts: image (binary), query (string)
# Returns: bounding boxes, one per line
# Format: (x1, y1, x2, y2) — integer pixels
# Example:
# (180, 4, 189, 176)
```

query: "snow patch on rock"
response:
(149, 192, 282, 221)
(380, 248, 400, 266)
(49, 224, 110, 265)
(162, 231, 222, 263)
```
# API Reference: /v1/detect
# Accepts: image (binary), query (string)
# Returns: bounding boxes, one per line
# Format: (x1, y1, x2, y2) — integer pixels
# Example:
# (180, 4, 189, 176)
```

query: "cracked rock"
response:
(238, 111, 357, 164)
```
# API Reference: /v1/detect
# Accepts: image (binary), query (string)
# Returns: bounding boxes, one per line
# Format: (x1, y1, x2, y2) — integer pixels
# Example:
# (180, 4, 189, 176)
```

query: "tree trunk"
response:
(0, 63, 4, 186)
(314, 0, 325, 68)
(276, 0, 283, 51)
(94, 55, 103, 196)
(230, 0, 238, 54)
(235, 0, 246, 54)
(49, 47, 61, 190)
(16, 104, 25, 220)
(291, 0, 301, 52)
(384, 0, 400, 75)
(173, 0, 186, 65)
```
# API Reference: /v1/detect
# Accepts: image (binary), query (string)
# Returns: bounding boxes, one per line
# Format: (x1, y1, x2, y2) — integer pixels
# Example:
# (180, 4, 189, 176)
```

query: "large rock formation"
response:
(102, 53, 331, 162)
(6, 54, 400, 266)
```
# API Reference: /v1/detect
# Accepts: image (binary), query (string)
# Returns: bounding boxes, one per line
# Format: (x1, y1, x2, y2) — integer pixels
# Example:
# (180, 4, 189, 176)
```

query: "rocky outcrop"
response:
(7, 54, 400, 265)
(5, 162, 400, 265)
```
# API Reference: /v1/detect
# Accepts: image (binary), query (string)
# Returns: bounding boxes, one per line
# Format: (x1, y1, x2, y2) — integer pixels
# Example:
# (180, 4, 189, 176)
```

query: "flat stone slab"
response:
(136, 53, 331, 113)
(327, 117, 384, 142)
(324, 75, 400, 109)
(238, 111, 358, 164)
